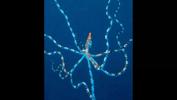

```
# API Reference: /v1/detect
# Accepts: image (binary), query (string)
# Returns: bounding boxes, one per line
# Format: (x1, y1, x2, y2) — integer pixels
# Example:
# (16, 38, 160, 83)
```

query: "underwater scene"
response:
(44, 0, 132, 100)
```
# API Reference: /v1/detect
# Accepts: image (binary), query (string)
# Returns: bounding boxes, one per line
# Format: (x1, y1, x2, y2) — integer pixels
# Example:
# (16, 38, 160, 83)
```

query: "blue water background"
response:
(45, 0, 132, 100)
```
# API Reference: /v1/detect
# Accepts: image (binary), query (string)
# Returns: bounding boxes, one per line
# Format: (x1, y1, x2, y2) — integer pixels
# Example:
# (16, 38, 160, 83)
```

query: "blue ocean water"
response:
(45, 0, 132, 100)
